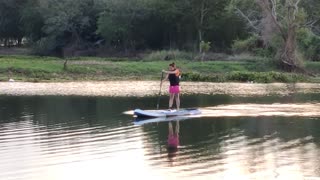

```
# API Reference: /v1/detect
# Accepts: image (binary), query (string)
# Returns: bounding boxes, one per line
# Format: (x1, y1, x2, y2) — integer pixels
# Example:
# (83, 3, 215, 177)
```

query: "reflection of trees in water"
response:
(0, 96, 28, 123)
(0, 96, 149, 153)
(0, 96, 133, 126)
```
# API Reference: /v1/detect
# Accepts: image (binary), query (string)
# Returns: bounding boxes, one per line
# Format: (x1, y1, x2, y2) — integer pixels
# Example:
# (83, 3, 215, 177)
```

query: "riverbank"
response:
(1, 55, 319, 83)
(1, 81, 320, 97)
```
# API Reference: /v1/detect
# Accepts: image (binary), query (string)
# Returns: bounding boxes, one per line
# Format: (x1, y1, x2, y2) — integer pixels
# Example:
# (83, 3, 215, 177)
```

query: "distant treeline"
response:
(0, 0, 319, 61)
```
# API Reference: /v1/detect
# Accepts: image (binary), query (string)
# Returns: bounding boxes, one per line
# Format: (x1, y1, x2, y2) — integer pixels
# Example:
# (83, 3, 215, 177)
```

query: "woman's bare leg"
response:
(175, 93, 180, 110)
(168, 122, 173, 135)
(169, 93, 174, 109)
(175, 121, 180, 135)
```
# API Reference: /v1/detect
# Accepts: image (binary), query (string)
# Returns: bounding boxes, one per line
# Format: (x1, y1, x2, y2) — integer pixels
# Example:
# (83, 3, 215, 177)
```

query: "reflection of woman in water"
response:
(167, 121, 180, 157)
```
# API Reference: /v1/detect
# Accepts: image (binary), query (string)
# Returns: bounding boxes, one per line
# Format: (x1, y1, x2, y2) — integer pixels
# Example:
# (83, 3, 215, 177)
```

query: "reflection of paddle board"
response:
(134, 108, 201, 118)
(134, 116, 196, 125)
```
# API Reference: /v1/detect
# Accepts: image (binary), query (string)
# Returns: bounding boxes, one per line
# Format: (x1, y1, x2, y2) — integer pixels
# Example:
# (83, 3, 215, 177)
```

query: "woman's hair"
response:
(169, 62, 175, 67)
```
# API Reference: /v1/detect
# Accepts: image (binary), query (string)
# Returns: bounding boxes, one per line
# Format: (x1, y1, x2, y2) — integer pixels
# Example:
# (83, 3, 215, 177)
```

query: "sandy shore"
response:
(0, 81, 320, 97)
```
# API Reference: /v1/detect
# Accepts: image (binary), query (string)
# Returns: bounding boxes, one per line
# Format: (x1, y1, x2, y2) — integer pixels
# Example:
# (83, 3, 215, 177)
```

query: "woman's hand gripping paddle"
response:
(156, 72, 164, 109)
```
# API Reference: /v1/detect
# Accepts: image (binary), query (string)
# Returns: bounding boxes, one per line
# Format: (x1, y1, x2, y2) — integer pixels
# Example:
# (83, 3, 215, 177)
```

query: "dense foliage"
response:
(0, 0, 319, 62)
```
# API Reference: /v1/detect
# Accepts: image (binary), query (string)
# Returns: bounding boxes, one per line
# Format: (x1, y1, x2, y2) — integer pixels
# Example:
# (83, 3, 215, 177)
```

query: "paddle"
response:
(156, 72, 164, 109)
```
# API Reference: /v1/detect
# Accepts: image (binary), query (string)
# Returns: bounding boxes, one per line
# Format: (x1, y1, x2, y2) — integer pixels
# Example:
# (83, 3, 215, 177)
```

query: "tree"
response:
(97, 0, 235, 52)
(300, 0, 320, 36)
(0, 0, 262, 55)
(200, 40, 211, 61)
(97, 0, 181, 51)
(97, 0, 149, 51)
(20, 0, 45, 42)
(32, 0, 104, 56)
(232, 0, 316, 72)
(0, 0, 26, 46)
(188, 0, 227, 52)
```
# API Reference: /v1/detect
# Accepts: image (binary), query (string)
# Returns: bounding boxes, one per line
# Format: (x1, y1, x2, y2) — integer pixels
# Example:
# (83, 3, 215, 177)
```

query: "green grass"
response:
(305, 61, 320, 74)
(0, 55, 63, 72)
(0, 55, 318, 82)
(183, 71, 307, 83)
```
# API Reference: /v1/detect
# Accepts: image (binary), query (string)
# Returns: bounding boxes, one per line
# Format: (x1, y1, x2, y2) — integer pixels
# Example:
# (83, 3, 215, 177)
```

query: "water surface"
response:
(1, 94, 320, 179)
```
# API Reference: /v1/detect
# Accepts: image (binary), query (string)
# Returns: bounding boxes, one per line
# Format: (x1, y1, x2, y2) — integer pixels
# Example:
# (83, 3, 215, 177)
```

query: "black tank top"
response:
(168, 70, 179, 86)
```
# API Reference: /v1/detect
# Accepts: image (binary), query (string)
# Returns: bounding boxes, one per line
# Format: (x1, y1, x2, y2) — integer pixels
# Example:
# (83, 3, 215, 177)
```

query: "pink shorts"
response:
(168, 135, 179, 148)
(169, 85, 180, 94)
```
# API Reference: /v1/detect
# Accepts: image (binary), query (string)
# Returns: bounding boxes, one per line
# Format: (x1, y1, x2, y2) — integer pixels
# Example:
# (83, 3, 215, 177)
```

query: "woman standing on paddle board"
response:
(162, 62, 181, 110)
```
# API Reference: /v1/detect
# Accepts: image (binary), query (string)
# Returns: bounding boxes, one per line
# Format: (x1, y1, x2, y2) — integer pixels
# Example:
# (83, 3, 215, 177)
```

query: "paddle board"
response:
(134, 108, 201, 118)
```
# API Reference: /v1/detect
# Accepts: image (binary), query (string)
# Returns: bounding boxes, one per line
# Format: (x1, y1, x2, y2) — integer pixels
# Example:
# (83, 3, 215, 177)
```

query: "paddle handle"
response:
(156, 72, 164, 109)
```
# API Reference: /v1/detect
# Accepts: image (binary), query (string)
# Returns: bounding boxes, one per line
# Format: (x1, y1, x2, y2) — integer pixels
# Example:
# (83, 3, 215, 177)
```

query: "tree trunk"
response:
(198, 30, 202, 53)
(279, 26, 297, 72)
(18, 38, 22, 46)
(63, 59, 68, 70)
(198, 0, 205, 53)
(279, 25, 312, 75)
(4, 38, 8, 47)
(201, 52, 205, 61)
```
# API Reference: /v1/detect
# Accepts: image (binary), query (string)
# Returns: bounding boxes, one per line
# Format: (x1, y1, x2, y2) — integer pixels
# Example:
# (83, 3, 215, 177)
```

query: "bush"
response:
(143, 50, 195, 61)
(227, 71, 306, 83)
(5, 67, 53, 80)
(252, 47, 274, 57)
(232, 35, 259, 54)
(182, 72, 226, 82)
(200, 41, 211, 53)
(183, 71, 306, 83)
(31, 36, 61, 56)
(30, 71, 51, 80)
(232, 35, 276, 58)
(297, 28, 320, 61)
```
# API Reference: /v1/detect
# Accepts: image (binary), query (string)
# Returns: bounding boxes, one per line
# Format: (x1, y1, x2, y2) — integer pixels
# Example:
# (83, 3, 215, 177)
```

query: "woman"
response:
(162, 62, 181, 110)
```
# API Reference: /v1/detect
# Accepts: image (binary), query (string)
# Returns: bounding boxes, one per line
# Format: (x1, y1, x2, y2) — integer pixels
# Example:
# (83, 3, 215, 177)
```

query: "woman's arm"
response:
(162, 69, 178, 74)
(162, 74, 169, 84)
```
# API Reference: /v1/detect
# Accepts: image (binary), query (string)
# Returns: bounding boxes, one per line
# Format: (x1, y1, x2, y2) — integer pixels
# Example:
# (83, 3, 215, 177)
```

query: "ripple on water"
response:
(0, 118, 145, 179)
(2, 97, 320, 179)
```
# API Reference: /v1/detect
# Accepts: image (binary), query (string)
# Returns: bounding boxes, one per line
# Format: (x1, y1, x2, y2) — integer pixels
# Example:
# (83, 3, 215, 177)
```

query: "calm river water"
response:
(1, 93, 320, 179)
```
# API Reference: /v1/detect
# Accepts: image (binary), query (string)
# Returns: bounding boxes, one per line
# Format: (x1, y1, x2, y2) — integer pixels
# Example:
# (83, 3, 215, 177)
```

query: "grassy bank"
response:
(0, 55, 319, 83)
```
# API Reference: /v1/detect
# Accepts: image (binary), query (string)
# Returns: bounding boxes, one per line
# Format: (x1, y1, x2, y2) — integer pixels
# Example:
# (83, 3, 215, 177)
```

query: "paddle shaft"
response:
(156, 72, 164, 109)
